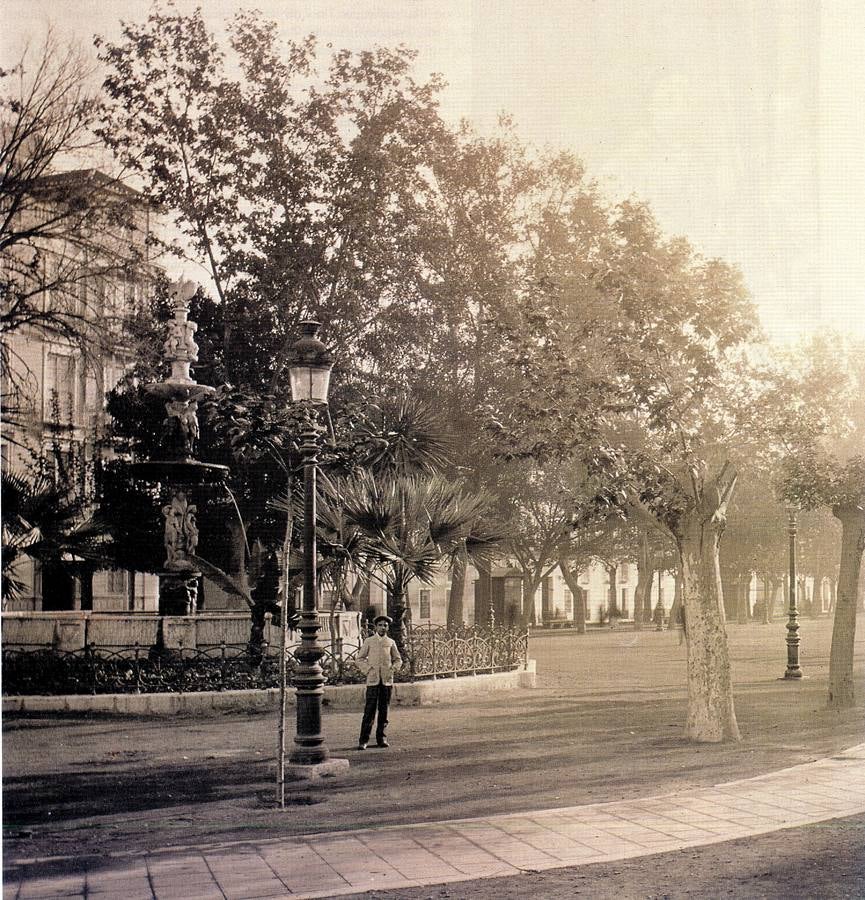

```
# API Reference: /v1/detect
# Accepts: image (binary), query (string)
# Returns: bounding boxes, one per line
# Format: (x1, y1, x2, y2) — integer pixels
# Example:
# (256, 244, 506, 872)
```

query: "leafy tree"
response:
(797, 507, 841, 617)
(96, 6, 451, 399)
(557, 514, 638, 633)
(95, 7, 494, 609)
(780, 336, 865, 708)
(319, 394, 501, 649)
(491, 194, 765, 742)
(501, 465, 572, 627)
(719, 473, 788, 624)
(410, 122, 551, 623)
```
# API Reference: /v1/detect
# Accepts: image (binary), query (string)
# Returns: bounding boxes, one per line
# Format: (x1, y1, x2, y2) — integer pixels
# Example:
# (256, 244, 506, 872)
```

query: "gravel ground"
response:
(3, 618, 864, 897)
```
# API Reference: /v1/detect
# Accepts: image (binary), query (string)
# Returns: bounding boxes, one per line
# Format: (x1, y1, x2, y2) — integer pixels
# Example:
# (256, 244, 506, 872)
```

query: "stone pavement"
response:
(5, 743, 865, 900)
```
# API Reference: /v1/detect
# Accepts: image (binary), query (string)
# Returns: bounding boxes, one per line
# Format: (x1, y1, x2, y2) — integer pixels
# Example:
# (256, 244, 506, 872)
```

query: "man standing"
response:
(356, 615, 402, 749)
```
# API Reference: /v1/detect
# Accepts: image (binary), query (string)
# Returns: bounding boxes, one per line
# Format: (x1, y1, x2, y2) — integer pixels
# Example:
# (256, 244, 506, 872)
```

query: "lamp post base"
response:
(283, 757, 350, 782)
(781, 671, 806, 680)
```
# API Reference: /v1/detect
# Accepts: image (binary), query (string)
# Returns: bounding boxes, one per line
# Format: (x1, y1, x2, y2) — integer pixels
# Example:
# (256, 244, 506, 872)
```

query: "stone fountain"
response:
(134, 278, 227, 615)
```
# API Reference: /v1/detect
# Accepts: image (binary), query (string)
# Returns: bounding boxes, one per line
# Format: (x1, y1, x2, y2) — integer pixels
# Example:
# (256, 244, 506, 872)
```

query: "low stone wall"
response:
(87, 617, 160, 650)
(2, 662, 536, 716)
(1, 611, 363, 654)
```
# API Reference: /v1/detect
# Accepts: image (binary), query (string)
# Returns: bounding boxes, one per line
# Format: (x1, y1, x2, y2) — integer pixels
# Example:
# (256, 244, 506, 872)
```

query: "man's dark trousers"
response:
(360, 681, 392, 744)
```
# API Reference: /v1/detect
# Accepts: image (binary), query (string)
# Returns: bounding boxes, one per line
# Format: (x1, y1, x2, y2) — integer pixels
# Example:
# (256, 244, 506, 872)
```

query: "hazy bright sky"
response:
(4, 0, 865, 345)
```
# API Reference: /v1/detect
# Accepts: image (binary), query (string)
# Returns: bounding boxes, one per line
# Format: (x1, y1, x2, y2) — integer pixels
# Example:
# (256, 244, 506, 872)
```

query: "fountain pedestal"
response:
(137, 279, 227, 616)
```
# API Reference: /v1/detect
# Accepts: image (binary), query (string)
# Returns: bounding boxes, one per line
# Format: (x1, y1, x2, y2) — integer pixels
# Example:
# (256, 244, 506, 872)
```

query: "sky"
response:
(4, 0, 865, 345)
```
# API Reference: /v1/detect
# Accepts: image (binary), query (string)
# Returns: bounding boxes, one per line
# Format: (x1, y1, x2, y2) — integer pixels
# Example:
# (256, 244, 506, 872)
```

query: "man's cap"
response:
(373, 615, 392, 625)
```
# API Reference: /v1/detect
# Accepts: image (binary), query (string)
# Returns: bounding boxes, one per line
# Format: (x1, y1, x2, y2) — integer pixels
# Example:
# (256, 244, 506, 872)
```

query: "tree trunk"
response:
(827, 505, 865, 709)
(676, 514, 741, 742)
(447, 548, 467, 628)
(797, 576, 809, 617)
(126, 568, 136, 612)
(767, 577, 780, 621)
(522, 573, 540, 627)
(721, 574, 738, 620)
(473, 558, 493, 625)
(575, 587, 587, 632)
(606, 564, 618, 624)
(387, 573, 410, 667)
(343, 574, 369, 611)
(633, 532, 652, 630)
(558, 560, 587, 634)
(645, 570, 657, 625)
(668, 568, 683, 630)
(226, 518, 247, 579)
(736, 574, 750, 624)
(78, 564, 94, 611)
(810, 569, 823, 618)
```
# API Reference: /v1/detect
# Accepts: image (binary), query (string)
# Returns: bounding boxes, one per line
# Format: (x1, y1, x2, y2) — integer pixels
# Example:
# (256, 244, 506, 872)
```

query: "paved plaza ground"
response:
(3, 618, 864, 897)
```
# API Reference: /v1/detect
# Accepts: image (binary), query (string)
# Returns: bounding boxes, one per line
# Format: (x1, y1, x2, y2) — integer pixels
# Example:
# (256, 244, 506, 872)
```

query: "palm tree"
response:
(271, 393, 502, 659)
(334, 470, 501, 658)
(350, 394, 453, 478)
(2, 469, 110, 608)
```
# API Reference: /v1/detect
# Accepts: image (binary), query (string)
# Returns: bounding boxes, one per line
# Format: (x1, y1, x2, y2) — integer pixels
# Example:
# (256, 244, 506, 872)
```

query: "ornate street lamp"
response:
(285, 321, 348, 778)
(783, 502, 804, 679)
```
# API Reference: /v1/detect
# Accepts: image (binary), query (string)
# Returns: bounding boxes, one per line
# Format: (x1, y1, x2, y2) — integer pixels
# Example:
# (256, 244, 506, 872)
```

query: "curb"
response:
(2, 662, 536, 716)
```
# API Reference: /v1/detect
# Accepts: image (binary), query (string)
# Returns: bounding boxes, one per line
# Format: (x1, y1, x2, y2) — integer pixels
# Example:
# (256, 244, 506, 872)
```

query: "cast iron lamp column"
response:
(288, 414, 328, 764)
(285, 321, 348, 777)
(783, 502, 803, 679)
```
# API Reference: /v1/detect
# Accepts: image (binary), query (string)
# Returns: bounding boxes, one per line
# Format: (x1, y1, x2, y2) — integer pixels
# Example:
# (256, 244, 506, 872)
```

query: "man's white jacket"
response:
(357, 634, 402, 686)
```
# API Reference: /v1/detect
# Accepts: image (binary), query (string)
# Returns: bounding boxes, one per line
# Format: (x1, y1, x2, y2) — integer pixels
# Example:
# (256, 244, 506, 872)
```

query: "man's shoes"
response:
(357, 742, 367, 750)
(376, 739, 389, 748)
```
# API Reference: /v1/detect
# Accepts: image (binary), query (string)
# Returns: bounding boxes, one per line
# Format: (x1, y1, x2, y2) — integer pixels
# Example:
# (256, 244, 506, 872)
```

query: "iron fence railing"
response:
(403, 624, 529, 679)
(2, 626, 528, 696)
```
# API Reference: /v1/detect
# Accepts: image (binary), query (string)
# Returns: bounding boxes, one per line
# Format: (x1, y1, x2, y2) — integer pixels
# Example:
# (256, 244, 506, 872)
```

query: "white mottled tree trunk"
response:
(828, 505, 865, 709)
(677, 515, 741, 742)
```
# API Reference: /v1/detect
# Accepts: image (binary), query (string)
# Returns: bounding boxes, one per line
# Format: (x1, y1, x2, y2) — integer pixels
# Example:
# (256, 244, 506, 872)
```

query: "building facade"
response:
(2, 170, 162, 612)
(358, 558, 680, 629)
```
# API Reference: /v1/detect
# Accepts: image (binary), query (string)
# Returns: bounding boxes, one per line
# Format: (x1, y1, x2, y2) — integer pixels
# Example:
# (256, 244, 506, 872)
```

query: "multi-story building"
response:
(2, 169, 162, 612)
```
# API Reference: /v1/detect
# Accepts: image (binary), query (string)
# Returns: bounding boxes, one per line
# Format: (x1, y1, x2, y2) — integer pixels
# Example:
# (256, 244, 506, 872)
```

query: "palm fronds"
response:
(1, 468, 114, 603)
(354, 394, 453, 477)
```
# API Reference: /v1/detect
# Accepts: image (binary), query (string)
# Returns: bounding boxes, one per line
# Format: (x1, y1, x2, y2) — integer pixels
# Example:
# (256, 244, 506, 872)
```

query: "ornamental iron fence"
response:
(2, 625, 528, 696)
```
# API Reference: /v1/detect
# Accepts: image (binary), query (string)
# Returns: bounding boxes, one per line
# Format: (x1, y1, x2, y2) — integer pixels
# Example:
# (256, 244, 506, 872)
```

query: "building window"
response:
(419, 589, 431, 619)
(563, 589, 573, 616)
(46, 352, 77, 424)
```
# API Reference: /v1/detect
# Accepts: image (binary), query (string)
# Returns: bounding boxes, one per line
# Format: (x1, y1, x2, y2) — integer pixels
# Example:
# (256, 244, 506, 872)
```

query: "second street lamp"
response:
(783, 502, 804, 680)
(285, 320, 348, 778)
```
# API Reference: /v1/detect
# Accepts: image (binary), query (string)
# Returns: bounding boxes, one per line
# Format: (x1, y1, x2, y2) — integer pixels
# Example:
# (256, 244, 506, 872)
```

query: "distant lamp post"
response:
(285, 321, 348, 777)
(783, 502, 804, 679)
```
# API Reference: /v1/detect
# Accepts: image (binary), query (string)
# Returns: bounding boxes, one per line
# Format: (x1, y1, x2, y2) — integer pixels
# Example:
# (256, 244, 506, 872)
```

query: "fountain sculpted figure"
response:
(162, 492, 199, 570)
(164, 310, 199, 363)
(163, 398, 200, 457)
